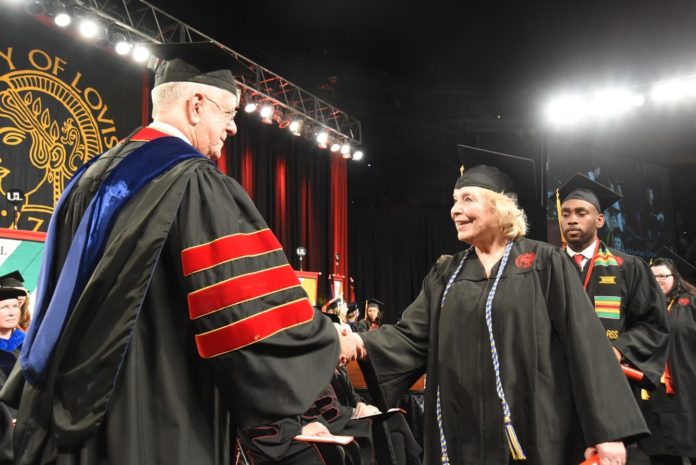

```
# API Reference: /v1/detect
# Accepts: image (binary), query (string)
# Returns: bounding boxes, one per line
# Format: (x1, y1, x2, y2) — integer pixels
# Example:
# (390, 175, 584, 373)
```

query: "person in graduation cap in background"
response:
(0, 42, 361, 465)
(350, 145, 648, 465)
(356, 299, 383, 332)
(555, 173, 669, 465)
(0, 271, 31, 331)
(640, 248, 696, 465)
(555, 175, 669, 385)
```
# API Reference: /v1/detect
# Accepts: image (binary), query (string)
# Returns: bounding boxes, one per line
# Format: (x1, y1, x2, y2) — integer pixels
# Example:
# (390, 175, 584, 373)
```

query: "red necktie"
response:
(573, 254, 584, 271)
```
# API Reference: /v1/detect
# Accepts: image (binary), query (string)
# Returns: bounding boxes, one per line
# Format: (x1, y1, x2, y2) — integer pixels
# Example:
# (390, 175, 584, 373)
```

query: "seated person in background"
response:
(333, 366, 422, 465)
(345, 303, 360, 332)
(357, 299, 383, 332)
(0, 283, 25, 380)
(0, 272, 31, 331)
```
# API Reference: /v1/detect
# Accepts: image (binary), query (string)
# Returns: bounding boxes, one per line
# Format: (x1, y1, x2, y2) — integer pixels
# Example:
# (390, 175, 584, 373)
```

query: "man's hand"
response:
(584, 441, 625, 465)
(353, 401, 380, 418)
(334, 324, 366, 366)
(612, 347, 623, 363)
(301, 422, 331, 436)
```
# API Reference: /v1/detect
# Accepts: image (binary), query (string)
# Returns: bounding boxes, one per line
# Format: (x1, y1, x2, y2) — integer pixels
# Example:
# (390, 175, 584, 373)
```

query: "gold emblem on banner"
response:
(0, 47, 120, 230)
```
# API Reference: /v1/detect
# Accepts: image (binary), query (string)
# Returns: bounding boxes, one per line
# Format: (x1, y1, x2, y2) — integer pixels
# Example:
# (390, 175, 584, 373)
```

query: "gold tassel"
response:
(555, 189, 566, 247)
(460, 164, 465, 177)
(504, 417, 527, 460)
(641, 389, 651, 400)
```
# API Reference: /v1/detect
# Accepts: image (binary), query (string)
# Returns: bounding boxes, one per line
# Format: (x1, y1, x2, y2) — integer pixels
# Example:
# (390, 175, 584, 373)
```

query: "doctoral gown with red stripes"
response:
(8, 129, 339, 465)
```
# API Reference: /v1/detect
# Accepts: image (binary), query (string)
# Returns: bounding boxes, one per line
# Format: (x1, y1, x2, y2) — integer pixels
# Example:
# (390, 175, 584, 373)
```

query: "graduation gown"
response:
(640, 293, 696, 457)
(579, 242, 669, 390)
(360, 238, 648, 465)
(4, 128, 339, 465)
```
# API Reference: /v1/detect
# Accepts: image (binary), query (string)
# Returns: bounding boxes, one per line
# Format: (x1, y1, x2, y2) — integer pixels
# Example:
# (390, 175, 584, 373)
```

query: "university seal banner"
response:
(0, 11, 144, 231)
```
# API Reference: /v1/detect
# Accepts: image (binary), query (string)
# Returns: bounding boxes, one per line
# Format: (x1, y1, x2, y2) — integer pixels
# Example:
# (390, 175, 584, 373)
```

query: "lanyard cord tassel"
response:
(436, 242, 526, 463)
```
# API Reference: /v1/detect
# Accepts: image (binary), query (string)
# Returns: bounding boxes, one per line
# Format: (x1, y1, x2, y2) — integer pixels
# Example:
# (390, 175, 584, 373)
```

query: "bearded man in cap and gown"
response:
(350, 146, 649, 465)
(0, 42, 360, 465)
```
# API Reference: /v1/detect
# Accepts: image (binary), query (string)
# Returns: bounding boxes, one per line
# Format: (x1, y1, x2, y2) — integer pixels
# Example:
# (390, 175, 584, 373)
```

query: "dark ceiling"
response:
(154, 0, 696, 167)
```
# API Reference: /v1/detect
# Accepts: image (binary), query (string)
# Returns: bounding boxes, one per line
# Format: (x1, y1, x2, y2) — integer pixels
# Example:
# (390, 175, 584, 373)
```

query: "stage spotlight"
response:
(78, 16, 100, 39)
(132, 45, 150, 63)
(25, 0, 46, 15)
(651, 79, 688, 103)
(244, 101, 257, 113)
(110, 31, 132, 56)
(288, 119, 302, 136)
(316, 131, 329, 149)
(330, 142, 341, 152)
(259, 105, 274, 124)
(340, 143, 351, 156)
(54, 9, 71, 27)
(278, 114, 291, 129)
(544, 96, 586, 126)
(586, 89, 642, 118)
(352, 150, 364, 161)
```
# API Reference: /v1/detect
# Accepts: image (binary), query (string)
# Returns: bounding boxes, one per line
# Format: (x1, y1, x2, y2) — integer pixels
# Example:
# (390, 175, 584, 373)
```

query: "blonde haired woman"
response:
(356, 147, 648, 465)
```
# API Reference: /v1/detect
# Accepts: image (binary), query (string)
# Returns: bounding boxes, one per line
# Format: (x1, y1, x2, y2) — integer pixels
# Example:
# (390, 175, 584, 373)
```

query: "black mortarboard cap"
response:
(346, 302, 358, 316)
(555, 173, 622, 213)
(149, 42, 251, 95)
(0, 270, 24, 289)
(456, 145, 538, 206)
(323, 312, 341, 324)
(0, 286, 24, 301)
(654, 247, 696, 281)
(365, 299, 384, 310)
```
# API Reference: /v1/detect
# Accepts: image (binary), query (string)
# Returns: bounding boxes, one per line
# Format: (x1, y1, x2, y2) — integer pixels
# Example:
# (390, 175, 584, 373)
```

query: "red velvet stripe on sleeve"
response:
(181, 229, 283, 276)
(195, 298, 314, 358)
(187, 264, 301, 319)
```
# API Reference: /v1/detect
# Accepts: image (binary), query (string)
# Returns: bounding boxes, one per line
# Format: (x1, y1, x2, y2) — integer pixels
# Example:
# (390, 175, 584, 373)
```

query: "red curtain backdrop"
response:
(226, 114, 334, 301)
(330, 154, 349, 292)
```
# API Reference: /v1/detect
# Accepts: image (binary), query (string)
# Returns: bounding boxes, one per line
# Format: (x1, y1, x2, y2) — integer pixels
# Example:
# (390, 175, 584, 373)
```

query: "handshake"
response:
(334, 323, 367, 366)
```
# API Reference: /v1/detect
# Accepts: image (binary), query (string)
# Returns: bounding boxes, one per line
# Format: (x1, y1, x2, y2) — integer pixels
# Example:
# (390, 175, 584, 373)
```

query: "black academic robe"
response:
(361, 238, 648, 465)
(640, 293, 696, 457)
(4, 129, 339, 465)
(579, 242, 669, 390)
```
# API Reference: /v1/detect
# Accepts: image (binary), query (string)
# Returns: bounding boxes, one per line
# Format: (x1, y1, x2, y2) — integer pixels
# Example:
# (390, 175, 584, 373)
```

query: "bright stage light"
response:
(54, 11, 71, 27)
(115, 41, 132, 55)
(544, 96, 586, 126)
(132, 45, 150, 63)
(330, 142, 341, 152)
(352, 150, 364, 161)
(259, 105, 274, 124)
(650, 78, 696, 103)
(586, 89, 643, 118)
(340, 143, 351, 156)
(316, 131, 329, 149)
(78, 17, 100, 39)
(244, 102, 257, 113)
(288, 120, 302, 136)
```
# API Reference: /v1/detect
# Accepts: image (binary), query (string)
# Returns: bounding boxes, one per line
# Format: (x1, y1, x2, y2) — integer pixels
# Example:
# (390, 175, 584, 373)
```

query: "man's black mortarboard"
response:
(555, 172, 622, 213)
(455, 145, 538, 207)
(653, 247, 696, 281)
(149, 42, 251, 95)
(0, 270, 25, 289)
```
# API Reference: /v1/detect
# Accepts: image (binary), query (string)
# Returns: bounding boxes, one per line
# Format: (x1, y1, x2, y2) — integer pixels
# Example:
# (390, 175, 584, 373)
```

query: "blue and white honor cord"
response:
(436, 241, 527, 463)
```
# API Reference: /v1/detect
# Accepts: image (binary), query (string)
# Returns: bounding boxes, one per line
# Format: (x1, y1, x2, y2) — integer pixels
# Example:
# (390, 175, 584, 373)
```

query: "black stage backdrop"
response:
(545, 139, 676, 258)
(0, 11, 145, 231)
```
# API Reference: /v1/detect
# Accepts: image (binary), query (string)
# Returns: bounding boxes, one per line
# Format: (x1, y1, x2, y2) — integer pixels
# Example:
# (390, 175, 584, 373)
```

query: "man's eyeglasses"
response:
(204, 96, 237, 125)
(653, 274, 673, 281)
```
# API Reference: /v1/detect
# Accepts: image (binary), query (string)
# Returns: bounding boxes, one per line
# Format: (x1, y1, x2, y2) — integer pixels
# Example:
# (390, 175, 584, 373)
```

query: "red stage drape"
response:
(330, 154, 349, 291)
(226, 115, 334, 300)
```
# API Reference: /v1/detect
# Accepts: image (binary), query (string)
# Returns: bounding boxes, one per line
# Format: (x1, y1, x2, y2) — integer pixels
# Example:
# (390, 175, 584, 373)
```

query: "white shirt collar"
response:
(567, 241, 597, 261)
(148, 121, 191, 145)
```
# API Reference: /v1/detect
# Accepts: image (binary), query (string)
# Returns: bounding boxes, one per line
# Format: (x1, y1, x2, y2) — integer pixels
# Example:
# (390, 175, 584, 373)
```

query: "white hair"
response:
(150, 81, 201, 117)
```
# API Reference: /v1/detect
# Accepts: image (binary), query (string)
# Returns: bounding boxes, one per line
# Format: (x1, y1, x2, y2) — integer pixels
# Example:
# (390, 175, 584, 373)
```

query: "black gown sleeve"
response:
(545, 249, 649, 445)
(613, 255, 669, 390)
(172, 165, 339, 427)
(359, 262, 438, 408)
